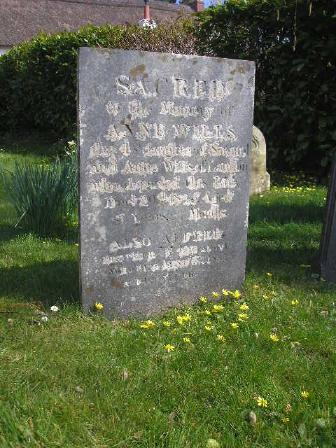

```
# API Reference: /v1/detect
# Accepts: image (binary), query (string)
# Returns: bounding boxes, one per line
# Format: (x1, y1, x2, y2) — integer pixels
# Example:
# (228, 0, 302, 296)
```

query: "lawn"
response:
(0, 141, 335, 447)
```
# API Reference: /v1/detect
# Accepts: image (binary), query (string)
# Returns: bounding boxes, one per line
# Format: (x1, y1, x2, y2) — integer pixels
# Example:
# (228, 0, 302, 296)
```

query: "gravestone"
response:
(79, 48, 255, 317)
(319, 157, 336, 282)
(249, 125, 270, 195)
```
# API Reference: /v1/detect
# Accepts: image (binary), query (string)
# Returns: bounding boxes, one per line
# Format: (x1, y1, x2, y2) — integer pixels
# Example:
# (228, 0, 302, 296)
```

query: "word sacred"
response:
(115, 75, 234, 102)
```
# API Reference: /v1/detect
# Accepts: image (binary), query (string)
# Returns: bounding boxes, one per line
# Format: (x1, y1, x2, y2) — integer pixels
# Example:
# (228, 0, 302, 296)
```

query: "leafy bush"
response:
(0, 20, 196, 139)
(1, 3, 335, 173)
(196, 0, 336, 172)
(1, 155, 77, 236)
(63, 142, 79, 214)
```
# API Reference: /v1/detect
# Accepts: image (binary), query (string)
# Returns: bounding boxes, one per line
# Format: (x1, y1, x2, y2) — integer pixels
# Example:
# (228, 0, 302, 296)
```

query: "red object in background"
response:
(144, 0, 150, 20)
(195, 0, 204, 12)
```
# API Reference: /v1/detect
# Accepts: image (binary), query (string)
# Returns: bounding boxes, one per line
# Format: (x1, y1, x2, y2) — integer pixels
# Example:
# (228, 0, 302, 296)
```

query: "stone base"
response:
(249, 125, 270, 196)
(250, 171, 270, 196)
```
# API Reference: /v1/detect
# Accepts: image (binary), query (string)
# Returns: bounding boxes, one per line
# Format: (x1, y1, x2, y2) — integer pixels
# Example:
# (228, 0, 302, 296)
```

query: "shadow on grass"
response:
(0, 260, 79, 306)
(0, 131, 65, 158)
(246, 207, 324, 285)
(0, 223, 79, 244)
(246, 242, 336, 292)
(249, 200, 325, 225)
(246, 245, 317, 273)
(0, 224, 26, 243)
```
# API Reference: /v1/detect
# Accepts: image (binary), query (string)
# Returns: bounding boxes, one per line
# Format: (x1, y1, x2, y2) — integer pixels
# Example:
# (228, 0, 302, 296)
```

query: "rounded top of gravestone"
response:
(252, 125, 266, 155)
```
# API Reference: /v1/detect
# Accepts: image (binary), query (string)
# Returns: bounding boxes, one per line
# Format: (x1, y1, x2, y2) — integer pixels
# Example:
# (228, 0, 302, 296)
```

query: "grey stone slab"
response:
(249, 125, 270, 196)
(78, 48, 255, 317)
(319, 157, 336, 282)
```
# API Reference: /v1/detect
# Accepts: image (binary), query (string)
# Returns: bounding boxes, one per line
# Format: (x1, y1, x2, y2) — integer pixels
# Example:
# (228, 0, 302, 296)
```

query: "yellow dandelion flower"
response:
(238, 313, 249, 321)
(163, 321, 172, 327)
(281, 417, 290, 424)
(222, 289, 230, 296)
(212, 291, 220, 299)
(94, 302, 104, 311)
(163, 344, 175, 352)
(256, 396, 268, 408)
(231, 290, 241, 299)
(176, 314, 191, 325)
(301, 390, 310, 399)
(239, 303, 249, 311)
(199, 296, 208, 304)
(216, 334, 226, 342)
(206, 439, 220, 448)
(176, 315, 184, 325)
(230, 322, 239, 330)
(140, 320, 156, 329)
(213, 304, 224, 313)
(266, 272, 272, 277)
(269, 333, 280, 342)
(204, 325, 213, 331)
(204, 310, 212, 316)
(183, 337, 191, 343)
(291, 300, 299, 306)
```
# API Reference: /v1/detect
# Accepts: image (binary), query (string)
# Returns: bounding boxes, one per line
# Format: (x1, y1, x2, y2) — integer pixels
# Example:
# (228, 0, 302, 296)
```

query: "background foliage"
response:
(0, 20, 196, 139)
(196, 0, 336, 172)
(1, 152, 77, 236)
(0, 1, 335, 172)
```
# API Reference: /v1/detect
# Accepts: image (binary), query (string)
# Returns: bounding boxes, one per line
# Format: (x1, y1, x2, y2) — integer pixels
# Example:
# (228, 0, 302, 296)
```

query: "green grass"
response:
(0, 146, 335, 447)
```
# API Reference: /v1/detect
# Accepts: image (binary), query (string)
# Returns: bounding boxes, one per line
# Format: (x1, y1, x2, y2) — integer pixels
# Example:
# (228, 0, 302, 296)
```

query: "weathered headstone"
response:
(319, 157, 336, 282)
(249, 125, 270, 195)
(79, 48, 255, 317)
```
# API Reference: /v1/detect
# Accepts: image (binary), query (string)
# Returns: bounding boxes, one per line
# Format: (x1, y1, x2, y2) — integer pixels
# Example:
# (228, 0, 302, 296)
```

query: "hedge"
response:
(0, 20, 196, 138)
(196, 0, 336, 172)
(1, 1, 335, 172)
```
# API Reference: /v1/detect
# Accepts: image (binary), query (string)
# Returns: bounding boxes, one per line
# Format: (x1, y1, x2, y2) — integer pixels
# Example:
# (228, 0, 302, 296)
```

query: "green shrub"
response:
(1, 155, 77, 236)
(1, 3, 335, 173)
(0, 20, 196, 139)
(196, 0, 336, 172)
(63, 141, 79, 215)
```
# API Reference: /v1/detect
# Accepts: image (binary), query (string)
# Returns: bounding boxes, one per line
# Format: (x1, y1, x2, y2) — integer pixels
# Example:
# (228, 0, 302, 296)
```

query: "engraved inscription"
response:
(79, 48, 255, 317)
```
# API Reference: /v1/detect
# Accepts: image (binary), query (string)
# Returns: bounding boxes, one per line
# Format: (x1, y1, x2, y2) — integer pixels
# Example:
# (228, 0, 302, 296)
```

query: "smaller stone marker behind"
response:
(249, 125, 270, 196)
(319, 157, 336, 282)
(79, 48, 255, 317)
